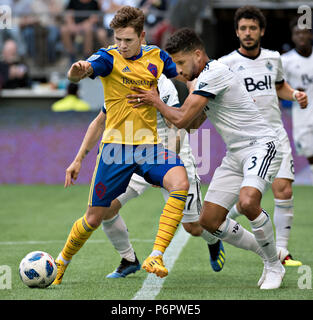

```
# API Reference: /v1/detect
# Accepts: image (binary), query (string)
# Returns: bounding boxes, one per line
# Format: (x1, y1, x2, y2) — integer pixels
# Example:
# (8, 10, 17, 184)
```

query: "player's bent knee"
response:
(85, 206, 111, 228)
(182, 222, 202, 236)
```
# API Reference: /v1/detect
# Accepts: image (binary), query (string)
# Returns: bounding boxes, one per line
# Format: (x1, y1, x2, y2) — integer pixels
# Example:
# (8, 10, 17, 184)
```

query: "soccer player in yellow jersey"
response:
(53, 6, 189, 284)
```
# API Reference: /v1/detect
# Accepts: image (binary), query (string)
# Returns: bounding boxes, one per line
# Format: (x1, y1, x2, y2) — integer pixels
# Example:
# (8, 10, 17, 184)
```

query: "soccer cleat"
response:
(208, 240, 226, 272)
(52, 259, 68, 285)
(142, 255, 168, 278)
(282, 254, 302, 267)
(260, 262, 285, 290)
(106, 254, 141, 278)
(277, 246, 302, 267)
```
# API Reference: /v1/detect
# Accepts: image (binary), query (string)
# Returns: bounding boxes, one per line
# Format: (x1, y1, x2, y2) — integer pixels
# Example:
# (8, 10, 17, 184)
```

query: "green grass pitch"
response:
(0, 184, 312, 300)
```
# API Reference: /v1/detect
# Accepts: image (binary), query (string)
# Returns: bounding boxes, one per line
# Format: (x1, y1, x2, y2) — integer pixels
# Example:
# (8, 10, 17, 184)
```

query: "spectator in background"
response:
(31, 0, 64, 64)
(51, 82, 91, 112)
(0, 0, 32, 58)
(98, 0, 139, 47)
(139, 0, 169, 46)
(0, 39, 30, 89)
(60, 0, 101, 62)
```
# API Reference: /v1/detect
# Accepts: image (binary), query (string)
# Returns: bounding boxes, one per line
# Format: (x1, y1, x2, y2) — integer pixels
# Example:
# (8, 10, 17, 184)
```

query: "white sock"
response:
(250, 210, 278, 264)
(213, 218, 265, 260)
(150, 250, 163, 257)
(273, 197, 294, 249)
(227, 203, 242, 220)
(57, 253, 70, 265)
(201, 229, 218, 245)
(102, 214, 135, 262)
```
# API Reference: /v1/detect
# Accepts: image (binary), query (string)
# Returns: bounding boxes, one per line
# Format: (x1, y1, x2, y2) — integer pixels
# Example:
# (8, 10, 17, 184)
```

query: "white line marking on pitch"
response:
(132, 225, 190, 300)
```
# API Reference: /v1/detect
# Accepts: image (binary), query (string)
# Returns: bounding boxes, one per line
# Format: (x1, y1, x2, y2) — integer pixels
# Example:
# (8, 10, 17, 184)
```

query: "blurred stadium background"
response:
(1, 0, 312, 186)
(1, 0, 313, 302)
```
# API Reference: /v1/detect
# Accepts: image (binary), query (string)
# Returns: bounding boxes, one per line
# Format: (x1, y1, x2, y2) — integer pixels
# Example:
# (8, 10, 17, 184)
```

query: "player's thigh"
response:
(205, 153, 242, 211)
(88, 143, 135, 208)
(241, 140, 282, 195)
(139, 145, 189, 191)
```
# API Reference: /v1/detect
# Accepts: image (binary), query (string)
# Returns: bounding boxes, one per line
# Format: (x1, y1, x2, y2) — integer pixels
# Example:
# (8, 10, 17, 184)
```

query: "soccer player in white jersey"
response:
(102, 74, 225, 278)
(128, 28, 287, 289)
(281, 18, 313, 183)
(218, 6, 307, 267)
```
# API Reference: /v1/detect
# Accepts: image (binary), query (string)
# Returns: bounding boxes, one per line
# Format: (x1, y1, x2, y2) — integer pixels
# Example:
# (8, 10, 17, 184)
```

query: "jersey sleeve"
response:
(158, 75, 180, 107)
(86, 48, 114, 79)
(193, 62, 228, 99)
(275, 54, 285, 84)
(160, 49, 178, 78)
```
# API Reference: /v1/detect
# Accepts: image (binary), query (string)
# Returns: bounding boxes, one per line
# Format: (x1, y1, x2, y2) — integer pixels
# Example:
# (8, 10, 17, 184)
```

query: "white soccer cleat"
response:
(260, 261, 285, 290)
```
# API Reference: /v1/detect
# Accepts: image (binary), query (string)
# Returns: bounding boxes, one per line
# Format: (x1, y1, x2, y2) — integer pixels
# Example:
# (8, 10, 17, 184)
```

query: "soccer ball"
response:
(19, 251, 57, 288)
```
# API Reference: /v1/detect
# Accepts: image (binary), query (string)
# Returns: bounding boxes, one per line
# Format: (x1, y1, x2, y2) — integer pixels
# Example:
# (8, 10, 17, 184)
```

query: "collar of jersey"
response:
(236, 48, 262, 60)
(125, 47, 143, 61)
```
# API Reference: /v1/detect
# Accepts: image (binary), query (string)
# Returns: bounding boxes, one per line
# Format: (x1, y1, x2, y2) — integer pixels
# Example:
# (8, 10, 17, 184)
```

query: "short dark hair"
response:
(110, 6, 145, 36)
(165, 28, 205, 55)
(234, 6, 266, 30)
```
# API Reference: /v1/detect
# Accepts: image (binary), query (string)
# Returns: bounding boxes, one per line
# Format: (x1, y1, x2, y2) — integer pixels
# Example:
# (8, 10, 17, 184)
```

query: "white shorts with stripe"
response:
(205, 139, 282, 211)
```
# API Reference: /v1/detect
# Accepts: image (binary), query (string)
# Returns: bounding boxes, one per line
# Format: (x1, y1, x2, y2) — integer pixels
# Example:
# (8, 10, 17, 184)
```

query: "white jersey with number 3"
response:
(193, 59, 276, 151)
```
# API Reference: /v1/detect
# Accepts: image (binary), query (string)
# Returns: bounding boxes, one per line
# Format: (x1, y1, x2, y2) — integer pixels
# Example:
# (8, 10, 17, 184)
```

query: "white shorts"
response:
(294, 127, 313, 158)
(204, 139, 282, 211)
(118, 172, 202, 223)
(276, 130, 295, 181)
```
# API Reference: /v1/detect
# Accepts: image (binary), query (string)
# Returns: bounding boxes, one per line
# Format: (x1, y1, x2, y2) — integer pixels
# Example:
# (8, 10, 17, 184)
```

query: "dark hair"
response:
(110, 6, 145, 36)
(165, 28, 205, 54)
(234, 6, 266, 30)
(67, 82, 79, 95)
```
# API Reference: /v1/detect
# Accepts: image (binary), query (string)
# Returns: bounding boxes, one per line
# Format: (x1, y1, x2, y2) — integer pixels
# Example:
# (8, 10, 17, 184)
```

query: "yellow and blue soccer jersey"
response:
(87, 45, 178, 145)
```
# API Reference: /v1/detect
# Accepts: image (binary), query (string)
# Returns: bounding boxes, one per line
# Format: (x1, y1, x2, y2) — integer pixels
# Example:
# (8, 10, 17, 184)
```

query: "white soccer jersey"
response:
(218, 49, 285, 136)
(194, 59, 276, 150)
(281, 48, 313, 136)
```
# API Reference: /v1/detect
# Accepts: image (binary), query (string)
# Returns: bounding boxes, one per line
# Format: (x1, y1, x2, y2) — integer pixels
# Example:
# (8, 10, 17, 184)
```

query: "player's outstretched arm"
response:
(67, 60, 94, 83)
(276, 81, 308, 109)
(64, 111, 106, 187)
(127, 86, 208, 129)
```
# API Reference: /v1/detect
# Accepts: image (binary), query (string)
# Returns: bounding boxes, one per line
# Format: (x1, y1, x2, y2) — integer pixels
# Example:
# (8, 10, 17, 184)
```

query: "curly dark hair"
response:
(234, 6, 267, 30)
(110, 6, 145, 36)
(165, 28, 205, 54)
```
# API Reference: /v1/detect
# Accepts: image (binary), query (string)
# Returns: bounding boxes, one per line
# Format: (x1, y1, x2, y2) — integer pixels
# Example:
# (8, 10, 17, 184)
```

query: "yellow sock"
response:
(60, 214, 96, 262)
(153, 190, 188, 253)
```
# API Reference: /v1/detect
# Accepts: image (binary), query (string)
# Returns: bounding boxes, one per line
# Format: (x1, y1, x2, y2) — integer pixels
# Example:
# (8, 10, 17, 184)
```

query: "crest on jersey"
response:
(266, 61, 273, 71)
(237, 65, 245, 71)
(199, 82, 208, 89)
(147, 63, 158, 77)
(162, 95, 170, 103)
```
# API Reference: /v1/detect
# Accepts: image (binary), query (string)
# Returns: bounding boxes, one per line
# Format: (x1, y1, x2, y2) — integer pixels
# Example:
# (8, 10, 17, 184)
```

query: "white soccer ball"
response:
(19, 251, 57, 288)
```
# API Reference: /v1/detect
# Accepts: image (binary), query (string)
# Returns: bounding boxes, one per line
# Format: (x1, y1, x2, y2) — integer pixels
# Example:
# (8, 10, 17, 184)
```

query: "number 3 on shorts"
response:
(248, 156, 258, 170)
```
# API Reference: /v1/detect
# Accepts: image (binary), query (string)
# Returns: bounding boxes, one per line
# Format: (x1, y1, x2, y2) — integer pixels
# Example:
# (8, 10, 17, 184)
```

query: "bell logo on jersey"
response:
(244, 75, 272, 92)
(301, 74, 313, 86)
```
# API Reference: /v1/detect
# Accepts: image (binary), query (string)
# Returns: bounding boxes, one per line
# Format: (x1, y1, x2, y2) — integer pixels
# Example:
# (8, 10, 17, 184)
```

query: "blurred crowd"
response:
(0, 0, 176, 90)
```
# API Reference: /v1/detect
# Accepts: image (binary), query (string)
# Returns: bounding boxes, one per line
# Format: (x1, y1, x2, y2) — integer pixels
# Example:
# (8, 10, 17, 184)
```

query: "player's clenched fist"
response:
(67, 60, 93, 83)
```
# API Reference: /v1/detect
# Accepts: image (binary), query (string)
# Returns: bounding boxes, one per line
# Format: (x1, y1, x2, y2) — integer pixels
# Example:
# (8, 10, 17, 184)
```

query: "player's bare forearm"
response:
(74, 111, 106, 163)
(185, 111, 207, 133)
(128, 87, 208, 129)
(67, 60, 94, 83)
